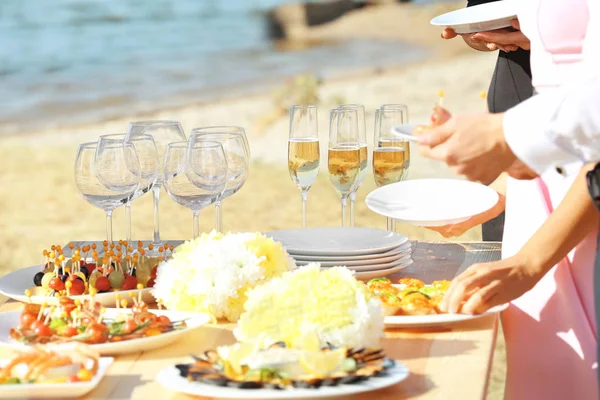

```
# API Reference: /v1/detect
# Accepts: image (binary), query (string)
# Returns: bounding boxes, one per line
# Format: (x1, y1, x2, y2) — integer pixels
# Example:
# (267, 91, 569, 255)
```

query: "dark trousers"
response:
(482, 48, 533, 241)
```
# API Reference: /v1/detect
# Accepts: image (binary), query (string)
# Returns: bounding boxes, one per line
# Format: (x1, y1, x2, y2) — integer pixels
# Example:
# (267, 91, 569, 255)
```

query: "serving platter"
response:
(0, 356, 113, 399)
(156, 361, 410, 399)
(0, 309, 211, 355)
(430, 0, 518, 34)
(384, 303, 508, 328)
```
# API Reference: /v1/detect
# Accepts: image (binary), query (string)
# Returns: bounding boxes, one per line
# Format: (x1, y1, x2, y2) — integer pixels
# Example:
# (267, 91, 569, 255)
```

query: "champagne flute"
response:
(74, 142, 138, 243)
(97, 134, 160, 242)
(328, 108, 360, 227)
(373, 107, 408, 232)
(288, 105, 319, 228)
(163, 141, 227, 238)
(126, 121, 186, 248)
(188, 127, 250, 232)
(380, 104, 410, 173)
(338, 104, 366, 227)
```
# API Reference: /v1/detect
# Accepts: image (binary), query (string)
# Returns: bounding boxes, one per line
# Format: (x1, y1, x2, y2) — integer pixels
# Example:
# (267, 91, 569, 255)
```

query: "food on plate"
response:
(10, 287, 186, 345)
(366, 278, 452, 316)
(30, 241, 175, 297)
(413, 91, 452, 136)
(0, 344, 99, 384)
(175, 339, 394, 390)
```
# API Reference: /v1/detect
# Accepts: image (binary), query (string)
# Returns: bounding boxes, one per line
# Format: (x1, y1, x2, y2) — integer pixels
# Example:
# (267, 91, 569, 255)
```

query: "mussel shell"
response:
(337, 374, 365, 385)
(198, 374, 229, 387)
(263, 383, 285, 390)
(175, 364, 190, 377)
(268, 341, 287, 349)
(226, 380, 263, 389)
(347, 348, 366, 357)
(292, 378, 323, 389)
(320, 377, 341, 387)
(381, 358, 395, 369)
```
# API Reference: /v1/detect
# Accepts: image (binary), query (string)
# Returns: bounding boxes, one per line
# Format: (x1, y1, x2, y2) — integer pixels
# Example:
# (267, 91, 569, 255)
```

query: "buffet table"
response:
(0, 241, 502, 400)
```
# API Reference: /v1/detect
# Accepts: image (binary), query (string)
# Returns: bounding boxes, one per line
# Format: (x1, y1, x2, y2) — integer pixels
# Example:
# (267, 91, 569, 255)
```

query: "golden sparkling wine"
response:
(373, 147, 407, 187)
(378, 138, 410, 165)
(328, 146, 360, 195)
(288, 138, 320, 190)
(356, 144, 368, 187)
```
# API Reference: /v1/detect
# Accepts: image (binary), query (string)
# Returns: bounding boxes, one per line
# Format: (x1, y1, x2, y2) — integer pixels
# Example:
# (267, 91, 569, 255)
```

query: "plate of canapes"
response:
(0, 343, 113, 398)
(366, 278, 508, 328)
(157, 339, 409, 399)
(0, 241, 174, 307)
(0, 287, 211, 355)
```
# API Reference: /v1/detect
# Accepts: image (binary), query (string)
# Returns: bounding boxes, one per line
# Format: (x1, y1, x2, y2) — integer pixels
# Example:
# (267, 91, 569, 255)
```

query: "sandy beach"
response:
(0, 1, 505, 397)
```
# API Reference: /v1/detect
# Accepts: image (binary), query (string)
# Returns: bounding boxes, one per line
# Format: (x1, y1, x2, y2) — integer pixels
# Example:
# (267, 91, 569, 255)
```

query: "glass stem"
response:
(301, 190, 308, 228)
(349, 191, 356, 227)
(215, 201, 223, 233)
(152, 186, 161, 245)
(105, 210, 113, 243)
(341, 196, 348, 227)
(386, 217, 396, 232)
(193, 211, 200, 238)
(125, 202, 132, 242)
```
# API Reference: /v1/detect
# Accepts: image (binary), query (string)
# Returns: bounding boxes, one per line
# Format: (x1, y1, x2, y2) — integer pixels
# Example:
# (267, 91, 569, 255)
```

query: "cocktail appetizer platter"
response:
(0, 241, 174, 306)
(0, 344, 113, 398)
(157, 340, 409, 399)
(0, 288, 211, 355)
(367, 278, 507, 328)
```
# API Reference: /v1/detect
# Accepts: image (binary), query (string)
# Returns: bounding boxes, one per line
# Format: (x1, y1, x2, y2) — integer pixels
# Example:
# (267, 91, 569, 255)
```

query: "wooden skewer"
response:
(437, 90, 445, 108)
(480, 91, 488, 112)
(37, 303, 47, 321)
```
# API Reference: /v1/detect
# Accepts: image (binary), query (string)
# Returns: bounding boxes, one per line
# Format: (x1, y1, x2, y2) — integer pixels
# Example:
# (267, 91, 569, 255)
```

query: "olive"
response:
(79, 266, 89, 278)
(131, 268, 137, 277)
(60, 274, 69, 282)
(33, 272, 45, 287)
(108, 270, 125, 289)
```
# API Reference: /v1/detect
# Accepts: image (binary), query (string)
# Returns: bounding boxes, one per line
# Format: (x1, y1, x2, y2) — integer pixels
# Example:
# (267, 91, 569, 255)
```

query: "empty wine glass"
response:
(338, 104, 366, 227)
(374, 107, 408, 232)
(328, 108, 360, 227)
(288, 105, 319, 228)
(163, 141, 227, 238)
(97, 134, 160, 242)
(74, 142, 139, 243)
(126, 120, 186, 248)
(189, 127, 250, 232)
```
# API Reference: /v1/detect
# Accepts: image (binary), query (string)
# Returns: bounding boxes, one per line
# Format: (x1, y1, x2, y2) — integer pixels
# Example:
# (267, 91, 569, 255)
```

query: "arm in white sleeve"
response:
(503, 74, 600, 176)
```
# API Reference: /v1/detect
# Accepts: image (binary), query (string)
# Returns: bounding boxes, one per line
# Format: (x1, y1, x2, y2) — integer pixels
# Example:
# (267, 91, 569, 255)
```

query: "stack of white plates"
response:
(265, 228, 412, 280)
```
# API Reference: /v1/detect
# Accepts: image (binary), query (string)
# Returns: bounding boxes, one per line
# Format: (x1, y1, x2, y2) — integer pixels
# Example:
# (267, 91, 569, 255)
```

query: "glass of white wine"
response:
(338, 104, 366, 227)
(328, 108, 360, 227)
(288, 105, 319, 228)
(373, 107, 408, 232)
(380, 104, 410, 175)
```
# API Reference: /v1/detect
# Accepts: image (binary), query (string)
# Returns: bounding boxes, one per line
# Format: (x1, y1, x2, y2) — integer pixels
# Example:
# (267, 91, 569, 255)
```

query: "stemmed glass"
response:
(373, 106, 408, 232)
(97, 134, 160, 242)
(380, 104, 410, 173)
(328, 108, 361, 227)
(126, 120, 186, 247)
(74, 142, 140, 243)
(189, 127, 250, 232)
(163, 141, 227, 238)
(288, 105, 319, 228)
(338, 104, 366, 227)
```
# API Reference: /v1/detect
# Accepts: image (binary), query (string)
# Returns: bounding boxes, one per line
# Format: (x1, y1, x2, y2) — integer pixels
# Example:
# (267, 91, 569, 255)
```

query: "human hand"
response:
(426, 192, 505, 238)
(471, 20, 530, 52)
(441, 27, 494, 52)
(507, 159, 539, 180)
(439, 252, 542, 314)
(417, 113, 517, 183)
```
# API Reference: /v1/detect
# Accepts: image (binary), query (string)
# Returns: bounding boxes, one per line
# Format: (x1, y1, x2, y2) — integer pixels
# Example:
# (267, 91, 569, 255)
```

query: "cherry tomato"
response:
(30, 319, 45, 332)
(63, 326, 79, 337)
(48, 277, 65, 291)
(123, 319, 137, 334)
(34, 324, 53, 337)
(83, 262, 96, 274)
(67, 375, 81, 383)
(146, 278, 155, 288)
(20, 313, 37, 329)
(87, 324, 108, 344)
(121, 275, 138, 291)
(151, 266, 158, 278)
(69, 279, 86, 295)
(157, 315, 171, 327)
(94, 276, 111, 293)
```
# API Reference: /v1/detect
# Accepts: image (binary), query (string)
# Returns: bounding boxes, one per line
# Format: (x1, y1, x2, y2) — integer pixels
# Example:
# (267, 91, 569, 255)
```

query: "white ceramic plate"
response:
(291, 243, 412, 261)
(366, 179, 499, 227)
(353, 265, 408, 281)
(0, 356, 113, 399)
(295, 254, 413, 270)
(385, 304, 508, 328)
(0, 309, 211, 355)
(430, 0, 518, 34)
(265, 228, 409, 256)
(390, 124, 420, 143)
(0, 265, 155, 307)
(156, 361, 410, 399)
